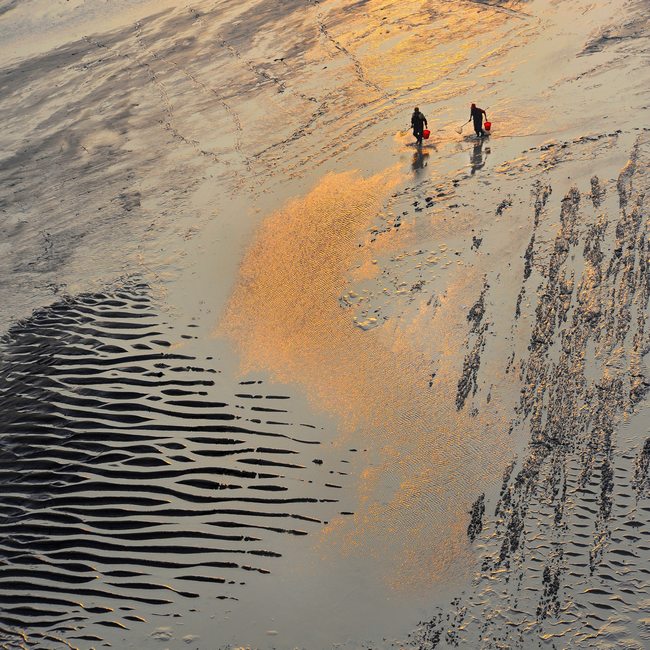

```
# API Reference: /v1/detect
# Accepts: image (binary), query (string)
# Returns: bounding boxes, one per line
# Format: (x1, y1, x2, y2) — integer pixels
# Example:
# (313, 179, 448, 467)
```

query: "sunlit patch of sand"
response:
(349, 255, 381, 283)
(310, 0, 513, 94)
(218, 167, 513, 589)
(219, 167, 405, 431)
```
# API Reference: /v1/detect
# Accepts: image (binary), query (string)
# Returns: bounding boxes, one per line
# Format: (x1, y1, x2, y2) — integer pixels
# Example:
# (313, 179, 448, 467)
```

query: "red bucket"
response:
(484, 121, 491, 132)
(423, 129, 431, 139)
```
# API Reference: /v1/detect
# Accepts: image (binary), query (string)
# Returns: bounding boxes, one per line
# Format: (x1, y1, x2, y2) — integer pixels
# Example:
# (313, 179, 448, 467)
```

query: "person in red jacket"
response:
(470, 103, 487, 137)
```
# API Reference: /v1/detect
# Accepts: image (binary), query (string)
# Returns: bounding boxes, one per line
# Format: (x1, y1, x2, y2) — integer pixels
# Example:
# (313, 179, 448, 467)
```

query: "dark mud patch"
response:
(456, 279, 490, 411)
(467, 493, 485, 542)
(0, 282, 346, 648)
(0, 0, 18, 18)
(580, 1, 650, 55)
(633, 438, 650, 499)
(455, 323, 488, 411)
(495, 197, 512, 216)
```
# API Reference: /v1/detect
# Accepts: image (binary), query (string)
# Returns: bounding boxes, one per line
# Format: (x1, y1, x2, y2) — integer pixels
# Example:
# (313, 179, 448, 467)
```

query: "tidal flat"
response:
(0, 0, 648, 648)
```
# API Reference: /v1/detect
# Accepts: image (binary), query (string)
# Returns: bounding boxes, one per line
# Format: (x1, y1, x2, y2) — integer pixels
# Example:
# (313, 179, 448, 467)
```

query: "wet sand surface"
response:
(0, 0, 649, 648)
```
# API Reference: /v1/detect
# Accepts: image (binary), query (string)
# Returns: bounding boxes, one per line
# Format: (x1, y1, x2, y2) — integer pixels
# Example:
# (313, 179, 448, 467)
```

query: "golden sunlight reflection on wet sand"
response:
(218, 167, 513, 590)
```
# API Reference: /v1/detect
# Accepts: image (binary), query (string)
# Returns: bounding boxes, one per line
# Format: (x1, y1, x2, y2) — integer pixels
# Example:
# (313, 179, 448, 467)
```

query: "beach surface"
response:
(0, 0, 648, 648)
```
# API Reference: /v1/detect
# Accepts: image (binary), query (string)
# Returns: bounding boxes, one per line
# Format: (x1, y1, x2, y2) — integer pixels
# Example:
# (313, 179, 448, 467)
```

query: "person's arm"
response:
(424, 116, 428, 127)
(482, 109, 487, 118)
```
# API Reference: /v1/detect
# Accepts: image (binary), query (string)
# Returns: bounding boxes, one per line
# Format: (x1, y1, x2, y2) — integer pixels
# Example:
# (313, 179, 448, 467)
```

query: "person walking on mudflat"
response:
(411, 106, 428, 146)
(470, 103, 487, 137)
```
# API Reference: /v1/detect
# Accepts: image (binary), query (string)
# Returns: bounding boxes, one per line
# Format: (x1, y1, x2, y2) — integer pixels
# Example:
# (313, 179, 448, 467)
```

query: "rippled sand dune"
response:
(0, 0, 648, 648)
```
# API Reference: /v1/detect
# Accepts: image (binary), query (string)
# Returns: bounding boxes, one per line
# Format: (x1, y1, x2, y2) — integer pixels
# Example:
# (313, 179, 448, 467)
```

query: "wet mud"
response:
(410, 137, 650, 649)
(0, 0, 649, 647)
(0, 282, 348, 648)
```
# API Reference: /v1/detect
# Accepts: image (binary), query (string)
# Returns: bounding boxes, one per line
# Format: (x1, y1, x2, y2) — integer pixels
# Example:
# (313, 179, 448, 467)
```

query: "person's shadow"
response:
(412, 149, 430, 172)
(470, 139, 490, 175)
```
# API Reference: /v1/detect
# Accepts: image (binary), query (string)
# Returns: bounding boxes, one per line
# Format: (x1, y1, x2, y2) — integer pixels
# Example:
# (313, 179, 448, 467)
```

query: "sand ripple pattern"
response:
(0, 284, 343, 648)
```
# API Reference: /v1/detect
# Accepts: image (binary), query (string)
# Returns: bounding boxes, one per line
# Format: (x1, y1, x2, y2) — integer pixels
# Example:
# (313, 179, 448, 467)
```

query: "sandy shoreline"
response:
(0, 0, 648, 648)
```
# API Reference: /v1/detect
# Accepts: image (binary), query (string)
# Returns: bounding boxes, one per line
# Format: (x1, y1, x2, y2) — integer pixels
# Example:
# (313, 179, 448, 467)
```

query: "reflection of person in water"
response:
(412, 148, 430, 171)
(469, 103, 487, 137)
(411, 106, 428, 146)
(470, 138, 490, 175)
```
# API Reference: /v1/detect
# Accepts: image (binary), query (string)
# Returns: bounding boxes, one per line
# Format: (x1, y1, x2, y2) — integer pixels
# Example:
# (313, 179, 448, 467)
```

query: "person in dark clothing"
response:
(470, 103, 487, 137)
(411, 107, 428, 145)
